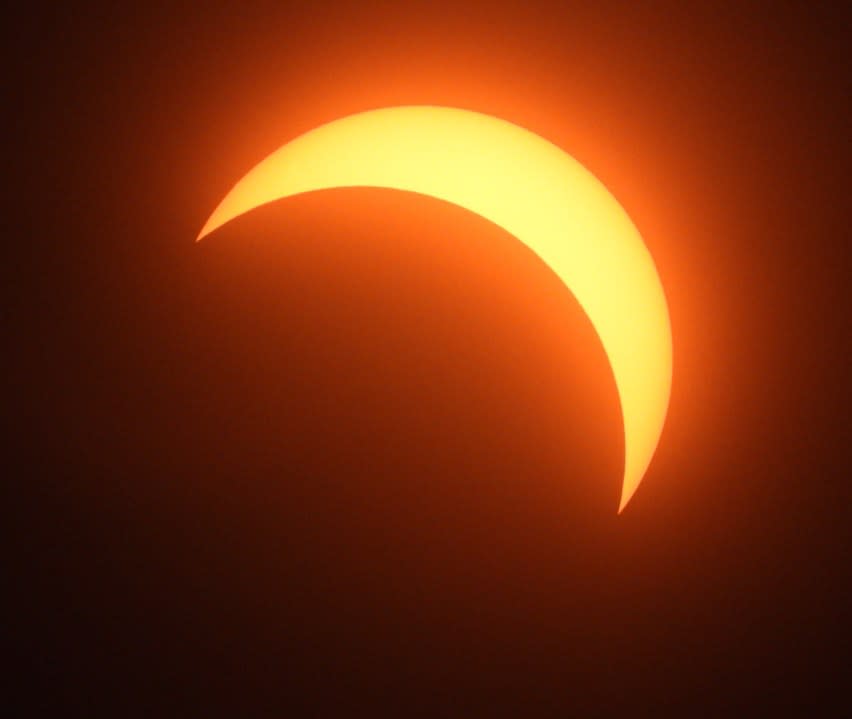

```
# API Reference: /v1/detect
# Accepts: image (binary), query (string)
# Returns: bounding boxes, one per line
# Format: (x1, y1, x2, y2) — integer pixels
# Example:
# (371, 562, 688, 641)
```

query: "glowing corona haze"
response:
(197, 106, 672, 511)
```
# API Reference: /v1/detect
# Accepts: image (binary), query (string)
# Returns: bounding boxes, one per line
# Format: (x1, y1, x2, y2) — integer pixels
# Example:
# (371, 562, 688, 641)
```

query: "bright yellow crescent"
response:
(198, 106, 672, 512)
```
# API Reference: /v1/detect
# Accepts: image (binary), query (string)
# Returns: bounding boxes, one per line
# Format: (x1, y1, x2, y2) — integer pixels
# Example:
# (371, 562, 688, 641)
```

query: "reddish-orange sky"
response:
(7, 1, 849, 715)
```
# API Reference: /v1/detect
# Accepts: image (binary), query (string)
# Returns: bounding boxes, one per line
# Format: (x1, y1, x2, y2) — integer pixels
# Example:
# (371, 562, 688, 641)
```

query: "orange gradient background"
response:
(8, 2, 847, 715)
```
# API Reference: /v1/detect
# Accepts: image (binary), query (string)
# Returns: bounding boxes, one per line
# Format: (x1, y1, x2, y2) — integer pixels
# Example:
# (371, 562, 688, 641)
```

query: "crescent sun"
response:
(197, 106, 672, 512)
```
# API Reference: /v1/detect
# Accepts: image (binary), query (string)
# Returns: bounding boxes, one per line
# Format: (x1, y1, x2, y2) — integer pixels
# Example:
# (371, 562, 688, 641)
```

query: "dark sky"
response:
(7, 1, 850, 715)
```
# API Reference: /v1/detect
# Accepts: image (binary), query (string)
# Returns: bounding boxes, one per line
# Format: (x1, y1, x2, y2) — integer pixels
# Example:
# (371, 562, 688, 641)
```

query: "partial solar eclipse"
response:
(197, 106, 672, 511)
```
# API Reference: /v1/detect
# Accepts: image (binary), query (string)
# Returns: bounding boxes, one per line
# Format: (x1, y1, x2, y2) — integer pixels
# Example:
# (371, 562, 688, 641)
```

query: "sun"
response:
(197, 106, 672, 511)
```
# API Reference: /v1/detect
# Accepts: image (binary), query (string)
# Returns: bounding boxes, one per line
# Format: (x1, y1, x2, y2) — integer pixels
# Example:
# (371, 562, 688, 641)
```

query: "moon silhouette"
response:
(197, 106, 672, 511)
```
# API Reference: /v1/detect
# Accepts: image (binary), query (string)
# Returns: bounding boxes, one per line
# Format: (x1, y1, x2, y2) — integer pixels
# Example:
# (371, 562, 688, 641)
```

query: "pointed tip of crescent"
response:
(195, 222, 214, 243)
(197, 205, 232, 241)
(617, 481, 636, 514)
(197, 206, 226, 242)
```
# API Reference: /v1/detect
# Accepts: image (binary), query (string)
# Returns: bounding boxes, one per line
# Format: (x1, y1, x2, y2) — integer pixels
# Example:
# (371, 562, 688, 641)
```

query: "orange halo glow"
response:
(197, 106, 672, 512)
